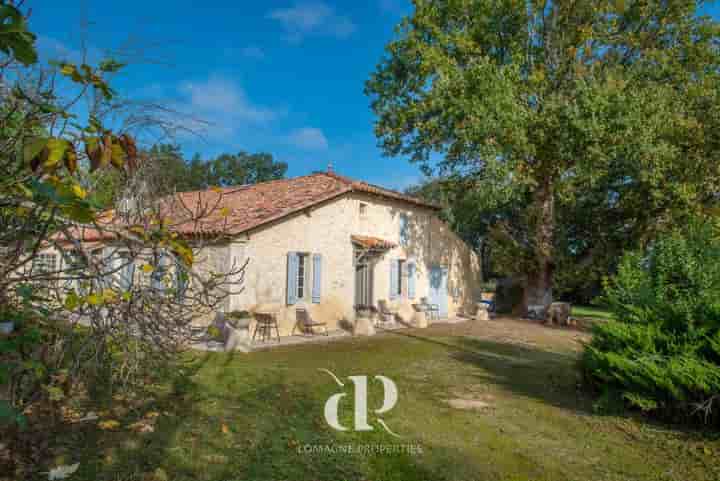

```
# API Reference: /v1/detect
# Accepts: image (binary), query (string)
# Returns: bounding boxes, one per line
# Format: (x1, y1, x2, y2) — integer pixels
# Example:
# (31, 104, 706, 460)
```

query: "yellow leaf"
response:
(44, 138, 69, 170)
(71, 184, 86, 199)
(220, 207, 230, 217)
(210, 186, 222, 193)
(142, 264, 154, 274)
(110, 139, 126, 168)
(102, 289, 118, 303)
(86, 294, 101, 306)
(98, 419, 120, 430)
(64, 291, 80, 310)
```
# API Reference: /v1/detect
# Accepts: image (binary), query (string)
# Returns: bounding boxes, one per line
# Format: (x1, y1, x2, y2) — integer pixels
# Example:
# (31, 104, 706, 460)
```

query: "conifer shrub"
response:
(582, 220, 720, 425)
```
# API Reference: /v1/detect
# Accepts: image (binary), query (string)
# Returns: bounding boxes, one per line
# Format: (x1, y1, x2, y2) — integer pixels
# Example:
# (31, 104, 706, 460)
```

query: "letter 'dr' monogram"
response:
(320, 369, 401, 438)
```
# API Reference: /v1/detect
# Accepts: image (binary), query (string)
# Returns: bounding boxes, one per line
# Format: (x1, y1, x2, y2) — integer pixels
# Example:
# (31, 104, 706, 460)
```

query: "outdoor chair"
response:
(292, 307, 328, 336)
(252, 312, 280, 343)
(377, 299, 398, 325)
(420, 297, 440, 320)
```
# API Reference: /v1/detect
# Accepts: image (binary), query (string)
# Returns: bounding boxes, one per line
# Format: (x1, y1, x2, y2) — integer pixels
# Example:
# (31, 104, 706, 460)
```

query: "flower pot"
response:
(0, 321, 14, 334)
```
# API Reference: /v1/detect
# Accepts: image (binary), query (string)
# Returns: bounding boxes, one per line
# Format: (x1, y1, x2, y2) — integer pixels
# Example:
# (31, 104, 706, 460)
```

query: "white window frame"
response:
(396, 259, 406, 298)
(296, 252, 310, 300)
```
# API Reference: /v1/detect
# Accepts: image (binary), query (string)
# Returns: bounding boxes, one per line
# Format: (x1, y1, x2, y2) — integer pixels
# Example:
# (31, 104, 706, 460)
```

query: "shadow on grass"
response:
(65, 350, 487, 481)
(382, 327, 592, 415)
(385, 326, 720, 444)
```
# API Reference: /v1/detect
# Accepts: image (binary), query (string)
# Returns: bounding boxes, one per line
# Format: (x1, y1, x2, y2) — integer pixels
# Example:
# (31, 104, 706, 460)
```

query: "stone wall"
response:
(227, 192, 482, 336)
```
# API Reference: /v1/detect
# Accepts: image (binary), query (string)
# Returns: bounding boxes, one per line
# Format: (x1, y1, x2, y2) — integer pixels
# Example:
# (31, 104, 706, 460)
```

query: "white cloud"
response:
(156, 75, 282, 141)
(179, 76, 277, 124)
(267, 2, 356, 42)
(286, 127, 329, 150)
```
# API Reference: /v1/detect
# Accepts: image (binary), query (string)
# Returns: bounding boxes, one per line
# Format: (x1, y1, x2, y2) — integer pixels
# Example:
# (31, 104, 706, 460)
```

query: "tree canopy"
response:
(151, 145, 288, 193)
(367, 0, 720, 309)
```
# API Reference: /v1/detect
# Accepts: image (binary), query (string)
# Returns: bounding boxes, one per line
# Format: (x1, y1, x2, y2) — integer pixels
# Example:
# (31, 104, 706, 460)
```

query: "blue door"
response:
(429, 266, 449, 318)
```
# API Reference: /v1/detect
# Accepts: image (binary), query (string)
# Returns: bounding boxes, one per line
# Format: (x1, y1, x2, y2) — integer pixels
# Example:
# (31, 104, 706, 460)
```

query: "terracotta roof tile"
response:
(63, 172, 438, 241)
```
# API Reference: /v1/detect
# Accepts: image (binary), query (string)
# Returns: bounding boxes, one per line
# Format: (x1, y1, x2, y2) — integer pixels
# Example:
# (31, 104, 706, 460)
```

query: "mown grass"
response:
(572, 305, 615, 321)
(52, 321, 719, 481)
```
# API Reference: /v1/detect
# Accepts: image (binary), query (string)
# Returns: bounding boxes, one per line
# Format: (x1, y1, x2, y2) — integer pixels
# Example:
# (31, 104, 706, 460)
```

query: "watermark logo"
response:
(320, 369, 401, 438)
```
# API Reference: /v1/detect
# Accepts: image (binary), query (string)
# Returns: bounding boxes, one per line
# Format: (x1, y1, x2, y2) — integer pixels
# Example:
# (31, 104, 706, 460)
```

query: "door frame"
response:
(429, 265, 449, 318)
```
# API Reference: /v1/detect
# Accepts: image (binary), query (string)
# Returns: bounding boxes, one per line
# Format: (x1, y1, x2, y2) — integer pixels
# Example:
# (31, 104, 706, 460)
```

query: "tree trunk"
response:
(524, 180, 555, 313)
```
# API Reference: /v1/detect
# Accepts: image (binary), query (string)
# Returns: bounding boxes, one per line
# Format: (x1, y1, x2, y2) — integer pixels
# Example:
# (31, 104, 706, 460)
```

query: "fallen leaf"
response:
(98, 420, 120, 430)
(221, 423, 230, 434)
(47, 463, 80, 480)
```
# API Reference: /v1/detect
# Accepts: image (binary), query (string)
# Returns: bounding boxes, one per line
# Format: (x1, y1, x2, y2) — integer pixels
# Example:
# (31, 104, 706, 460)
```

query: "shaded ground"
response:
(47, 317, 719, 481)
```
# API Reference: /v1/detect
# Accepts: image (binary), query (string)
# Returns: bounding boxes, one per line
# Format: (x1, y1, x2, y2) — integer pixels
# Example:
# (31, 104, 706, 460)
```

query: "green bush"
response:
(581, 220, 720, 425)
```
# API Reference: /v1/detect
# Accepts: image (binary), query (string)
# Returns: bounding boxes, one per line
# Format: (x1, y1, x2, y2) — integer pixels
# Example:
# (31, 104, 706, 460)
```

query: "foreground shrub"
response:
(581, 220, 720, 425)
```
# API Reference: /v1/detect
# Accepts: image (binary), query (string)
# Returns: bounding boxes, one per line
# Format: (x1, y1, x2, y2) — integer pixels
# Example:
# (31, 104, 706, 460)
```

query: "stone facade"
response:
(38, 186, 483, 338)
(226, 192, 482, 336)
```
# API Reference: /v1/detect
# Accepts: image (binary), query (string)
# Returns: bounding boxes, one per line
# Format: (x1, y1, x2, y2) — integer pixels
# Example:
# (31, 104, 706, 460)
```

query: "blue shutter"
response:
(400, 214, 409, 246)
(119, 257, 135, 291)
(390, 259, 399, 300)
(312, 254, 322, 304)
(287, 252, 299, 305)
(151, 254, 165, 292)
(407, 262, 416, 299)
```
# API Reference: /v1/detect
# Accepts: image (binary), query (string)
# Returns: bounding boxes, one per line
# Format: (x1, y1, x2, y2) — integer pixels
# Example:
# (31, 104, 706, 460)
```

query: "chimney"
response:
(327, 160, 334, 173)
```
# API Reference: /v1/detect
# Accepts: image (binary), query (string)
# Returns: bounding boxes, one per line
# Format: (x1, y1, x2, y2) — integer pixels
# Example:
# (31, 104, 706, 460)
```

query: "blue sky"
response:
(27, 1, 720, 191)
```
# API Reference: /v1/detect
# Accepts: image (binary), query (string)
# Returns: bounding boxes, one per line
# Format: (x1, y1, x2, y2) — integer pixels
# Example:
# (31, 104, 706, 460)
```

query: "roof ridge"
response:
(178, 172, 327, 198)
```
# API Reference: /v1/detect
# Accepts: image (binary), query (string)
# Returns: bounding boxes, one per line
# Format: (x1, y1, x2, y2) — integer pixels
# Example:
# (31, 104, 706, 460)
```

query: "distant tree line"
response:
(91, 144, 288, 207)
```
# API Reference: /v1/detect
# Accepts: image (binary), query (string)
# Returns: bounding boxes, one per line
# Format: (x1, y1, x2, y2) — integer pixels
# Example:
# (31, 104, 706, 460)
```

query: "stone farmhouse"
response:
(39, 171, 483, 338)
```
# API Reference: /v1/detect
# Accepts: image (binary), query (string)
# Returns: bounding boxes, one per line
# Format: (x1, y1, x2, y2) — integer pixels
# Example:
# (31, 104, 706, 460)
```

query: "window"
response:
(287, 252, 322, 305)
(359, 202, 368, 218)
(175, 259, 188, 300)
(32, 253, 57, 279)
(151, 253, 169, 292)
(297, 253, 308, 299)
(116, 252, 135, 291)
(400, 213, 409, 246)
(34, 253, 57, 273)
(397, 259, 406, 296)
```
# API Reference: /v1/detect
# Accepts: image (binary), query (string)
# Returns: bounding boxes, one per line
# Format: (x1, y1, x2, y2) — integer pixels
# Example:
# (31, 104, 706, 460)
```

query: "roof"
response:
(60, 171, 439, 241)
(351, 235, 397, 250)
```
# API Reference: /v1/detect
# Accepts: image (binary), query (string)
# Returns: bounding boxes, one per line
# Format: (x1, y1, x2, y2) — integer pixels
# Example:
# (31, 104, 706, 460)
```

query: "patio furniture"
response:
(420, 297, 440, 320)
(527, 304, 546, 320)
(293, 307, 329, 336)
(252, 312, 280, 343)
(377, 299, 398, 325)
(411, 303, 429, 328)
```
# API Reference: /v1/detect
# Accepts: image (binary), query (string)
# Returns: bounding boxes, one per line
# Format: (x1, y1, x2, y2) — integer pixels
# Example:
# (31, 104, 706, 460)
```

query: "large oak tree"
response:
(367, 0, 720, 310)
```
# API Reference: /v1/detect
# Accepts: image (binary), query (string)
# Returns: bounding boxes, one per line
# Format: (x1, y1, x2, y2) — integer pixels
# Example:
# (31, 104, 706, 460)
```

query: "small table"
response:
(252, 312, 280, 343)
(417, 301, 440, 320)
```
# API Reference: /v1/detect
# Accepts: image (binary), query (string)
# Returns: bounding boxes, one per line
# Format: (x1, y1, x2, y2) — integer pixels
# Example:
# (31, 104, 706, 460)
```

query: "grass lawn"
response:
(572, 305, 615, 321)
(56, 318, 718, 481)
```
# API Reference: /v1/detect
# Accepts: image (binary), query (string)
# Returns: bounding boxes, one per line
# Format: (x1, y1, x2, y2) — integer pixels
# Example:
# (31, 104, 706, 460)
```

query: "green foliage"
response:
(368, 0, 720, 304)
(0, 4, 37, 65)
(147, 144, 288, 194)
(582, 220, 720, 425)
